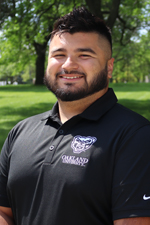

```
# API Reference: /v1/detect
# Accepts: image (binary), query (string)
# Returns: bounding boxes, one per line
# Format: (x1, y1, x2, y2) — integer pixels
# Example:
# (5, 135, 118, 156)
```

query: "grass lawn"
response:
(0, 83, 150, 150)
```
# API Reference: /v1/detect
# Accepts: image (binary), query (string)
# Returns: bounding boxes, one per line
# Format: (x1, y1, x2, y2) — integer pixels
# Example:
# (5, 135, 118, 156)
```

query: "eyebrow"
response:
(51, 48, 67, 54)
(75, 48, 96, 55)
(50, 47, 96, 55)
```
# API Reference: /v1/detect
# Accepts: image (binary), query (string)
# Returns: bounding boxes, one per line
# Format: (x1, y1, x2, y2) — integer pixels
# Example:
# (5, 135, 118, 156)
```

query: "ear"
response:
(107, 58, 114, 79)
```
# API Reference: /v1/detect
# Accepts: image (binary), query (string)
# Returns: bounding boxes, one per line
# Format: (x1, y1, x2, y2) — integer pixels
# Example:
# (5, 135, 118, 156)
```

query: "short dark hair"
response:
(51, 7, 112, 51)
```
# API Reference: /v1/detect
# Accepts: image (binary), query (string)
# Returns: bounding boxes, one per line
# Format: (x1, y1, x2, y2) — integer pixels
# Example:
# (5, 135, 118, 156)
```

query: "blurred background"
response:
(0, 0, 150, 150)
(0, 0, 150, 85)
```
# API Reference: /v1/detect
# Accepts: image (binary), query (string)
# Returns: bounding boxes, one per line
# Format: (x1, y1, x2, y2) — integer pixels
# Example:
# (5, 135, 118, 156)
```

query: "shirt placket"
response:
(43, 126, 66, 164)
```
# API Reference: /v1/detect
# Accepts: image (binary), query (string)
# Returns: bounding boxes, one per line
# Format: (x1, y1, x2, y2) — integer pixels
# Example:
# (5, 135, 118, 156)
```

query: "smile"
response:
(61, 76, 83, 79)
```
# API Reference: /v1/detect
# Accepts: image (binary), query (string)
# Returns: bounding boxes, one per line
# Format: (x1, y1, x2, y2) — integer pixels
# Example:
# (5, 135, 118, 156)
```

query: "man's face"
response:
(45, 32, 114, 101)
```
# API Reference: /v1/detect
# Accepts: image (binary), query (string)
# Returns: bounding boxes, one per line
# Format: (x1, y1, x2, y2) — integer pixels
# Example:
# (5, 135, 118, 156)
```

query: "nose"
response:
(62, 56, 79, 71)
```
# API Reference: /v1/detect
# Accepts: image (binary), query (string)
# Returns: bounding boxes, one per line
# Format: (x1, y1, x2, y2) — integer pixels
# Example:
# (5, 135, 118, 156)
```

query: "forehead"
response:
(49, 32, 111, 58)
(50, 32, 102, 50)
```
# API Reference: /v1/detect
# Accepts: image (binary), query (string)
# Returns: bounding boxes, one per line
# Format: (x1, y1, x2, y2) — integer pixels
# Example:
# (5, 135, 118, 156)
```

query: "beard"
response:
(44, 66, 108, 102)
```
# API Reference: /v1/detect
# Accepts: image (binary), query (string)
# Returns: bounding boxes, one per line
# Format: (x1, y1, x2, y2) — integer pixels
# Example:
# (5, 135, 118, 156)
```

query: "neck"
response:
(58, 87, 108, 123)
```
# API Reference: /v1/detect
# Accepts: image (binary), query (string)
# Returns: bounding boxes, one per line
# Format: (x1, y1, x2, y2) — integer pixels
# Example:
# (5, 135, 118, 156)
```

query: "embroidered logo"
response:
(62, 155, 88, 167)
(143, 194, 150, 200)
(71, 135, 97, 154)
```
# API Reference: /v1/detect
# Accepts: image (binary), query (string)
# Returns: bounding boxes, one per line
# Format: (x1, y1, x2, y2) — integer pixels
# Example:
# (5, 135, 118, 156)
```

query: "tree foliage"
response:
(113, 31, 150, 83)
(0, 0, 85, 84)
(0, 0, 150, 84)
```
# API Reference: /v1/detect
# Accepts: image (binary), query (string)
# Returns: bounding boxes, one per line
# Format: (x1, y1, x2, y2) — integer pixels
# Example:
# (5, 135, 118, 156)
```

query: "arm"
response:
(0, 207, 14, 225)
(112, 125, 150, 221)
(114, 217, 150, 225)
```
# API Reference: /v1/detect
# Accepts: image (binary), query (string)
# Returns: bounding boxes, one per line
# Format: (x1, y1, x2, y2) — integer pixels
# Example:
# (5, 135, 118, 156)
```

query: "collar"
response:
(41, 88, 117, 122)
(41, 102, 59, 121)
(79, 88, 117, 121)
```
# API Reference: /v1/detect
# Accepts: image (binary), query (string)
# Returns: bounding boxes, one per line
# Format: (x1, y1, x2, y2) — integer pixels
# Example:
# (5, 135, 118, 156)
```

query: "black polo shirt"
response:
(0, 88, 150, 225)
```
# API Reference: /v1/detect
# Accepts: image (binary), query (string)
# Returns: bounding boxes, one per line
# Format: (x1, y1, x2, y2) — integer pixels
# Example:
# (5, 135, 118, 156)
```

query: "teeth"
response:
(63, 76, 82, 79)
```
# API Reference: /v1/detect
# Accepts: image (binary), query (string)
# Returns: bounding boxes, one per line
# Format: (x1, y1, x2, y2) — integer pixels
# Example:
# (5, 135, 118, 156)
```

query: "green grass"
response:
(109, 83, 150, 121)
(0, 85, 57, 150)
(0, 83, 150, 150)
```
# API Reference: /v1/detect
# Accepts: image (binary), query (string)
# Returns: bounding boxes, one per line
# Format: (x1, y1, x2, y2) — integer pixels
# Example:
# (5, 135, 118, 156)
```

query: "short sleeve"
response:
(112, 125, 150, 220)
(0, 135, 11, 207)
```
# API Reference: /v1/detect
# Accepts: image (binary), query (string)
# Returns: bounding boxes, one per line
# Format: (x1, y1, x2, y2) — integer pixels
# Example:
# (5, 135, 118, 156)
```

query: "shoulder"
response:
(20, 110, 51, 123)
(0, 110, 52, 164)
(4, 110, 51, 146)
(14, 110, 50, 128)
(109, 103, 150, 131)
(113, 103, 149, 123)
(103, 103, 150, 150)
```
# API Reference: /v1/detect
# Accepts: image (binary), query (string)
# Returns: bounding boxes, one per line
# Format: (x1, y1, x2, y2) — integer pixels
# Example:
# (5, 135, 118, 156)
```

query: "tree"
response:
(85, 0, 149, 44)
(0, 27, 36, 83)
(0, 0, 150, 84)
(112, 31, 150, 83)
(85, 0, 150, 83)
(0, 0, 85, 85)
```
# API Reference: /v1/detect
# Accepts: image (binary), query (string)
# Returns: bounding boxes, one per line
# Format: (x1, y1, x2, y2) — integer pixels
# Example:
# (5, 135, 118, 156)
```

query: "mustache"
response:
(56, 69, 86, 77)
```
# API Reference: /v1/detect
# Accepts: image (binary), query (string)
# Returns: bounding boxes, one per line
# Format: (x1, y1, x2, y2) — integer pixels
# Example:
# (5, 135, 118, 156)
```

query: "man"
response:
(0, 7, 150, 225)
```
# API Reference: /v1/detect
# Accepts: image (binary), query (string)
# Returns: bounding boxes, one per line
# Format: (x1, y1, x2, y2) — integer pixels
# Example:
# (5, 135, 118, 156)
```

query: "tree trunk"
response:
(85, 0, 103, 19)
(106, 0, 121, 29)
(34, 41, 48, 85)
(85, 0, 121, 29)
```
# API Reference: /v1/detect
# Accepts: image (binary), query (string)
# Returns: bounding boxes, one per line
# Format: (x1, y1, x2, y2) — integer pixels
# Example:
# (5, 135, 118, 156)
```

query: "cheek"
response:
(47, 60, 59, 74)
(84, 61, 101, 75)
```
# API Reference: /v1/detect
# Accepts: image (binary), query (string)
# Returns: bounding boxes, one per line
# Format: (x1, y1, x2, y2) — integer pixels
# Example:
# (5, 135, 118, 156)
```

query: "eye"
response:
(54, 54, 65, 58)
(80, 54, 92, 59)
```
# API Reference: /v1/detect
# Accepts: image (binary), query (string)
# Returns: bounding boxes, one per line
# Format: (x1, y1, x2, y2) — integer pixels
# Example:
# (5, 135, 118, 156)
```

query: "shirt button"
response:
(59, 129, 64, 134)
(49, 145, 54, 151)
